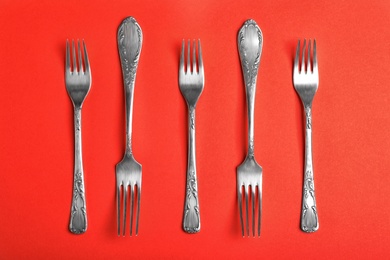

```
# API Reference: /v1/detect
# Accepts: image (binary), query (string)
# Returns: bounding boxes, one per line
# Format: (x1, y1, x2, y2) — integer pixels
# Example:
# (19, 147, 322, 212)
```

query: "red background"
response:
(1, 0, 390, 258)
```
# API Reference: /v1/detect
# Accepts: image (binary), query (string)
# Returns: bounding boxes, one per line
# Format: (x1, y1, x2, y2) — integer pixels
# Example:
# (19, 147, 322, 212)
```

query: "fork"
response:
(179, 39, 204, 233)
(65, 39, 91, 234)
(293, 39, 319, 233)
(116, 17, 143, 236)
(237, 19, 263, 237)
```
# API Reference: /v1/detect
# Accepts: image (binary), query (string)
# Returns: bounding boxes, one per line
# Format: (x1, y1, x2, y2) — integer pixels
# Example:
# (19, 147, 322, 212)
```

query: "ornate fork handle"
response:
(301, 105, 318, 232)
(183, 105, 200, 233)
(69, 106, 87, 234)
(118, 17, 142, 157)
(238, 19, 262, 158)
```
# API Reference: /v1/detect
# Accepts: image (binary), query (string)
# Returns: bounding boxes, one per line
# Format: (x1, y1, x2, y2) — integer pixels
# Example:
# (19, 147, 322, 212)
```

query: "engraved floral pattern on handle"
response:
(183, 106, 200, 233)
(302, 170, 318, 232)
(69, 107, 87, 234)
(70, 172, 87, 234)
(184, 170, 200, 233)
(301, 105, 318, 232)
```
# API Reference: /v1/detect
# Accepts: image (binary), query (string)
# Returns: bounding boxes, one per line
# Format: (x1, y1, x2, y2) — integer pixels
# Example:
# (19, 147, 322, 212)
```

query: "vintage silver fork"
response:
(237, 19, 263, 237)
(293, 39, 319, 233)
(116, 17, 143, 236)
(179, 39, 204, 233)
(65, 39, 91, 234)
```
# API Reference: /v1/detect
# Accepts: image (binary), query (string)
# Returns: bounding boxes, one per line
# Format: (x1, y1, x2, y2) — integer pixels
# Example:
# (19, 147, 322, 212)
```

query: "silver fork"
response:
(65, 39, 91, 234)
(179, 39, 204, 233)
(116, 17, 143, 236)
(237, 19, 263, 237)
(293, 39, 319, 233)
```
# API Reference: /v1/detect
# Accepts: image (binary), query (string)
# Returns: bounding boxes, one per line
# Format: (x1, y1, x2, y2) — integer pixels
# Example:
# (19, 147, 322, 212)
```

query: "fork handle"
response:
(117, 17, 143, 156)
(301, 105, 319, 232)
(69, 107, 87, 234)
(237, 20, 263, 158)
(183, 106, 201, 233)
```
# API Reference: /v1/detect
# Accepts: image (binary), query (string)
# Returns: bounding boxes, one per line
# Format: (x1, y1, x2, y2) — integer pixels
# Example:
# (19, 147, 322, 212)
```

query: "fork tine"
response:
(83, 40, 90, 74)
(307, 39, 312, 73)
(72, 40, 77, 73)
(135, 185, 141, 236)
(198, 39, 203, 75)
(130, 185, 134, 236)
(258, 185, 261, 236)
(238, 186, 244, 237)
(180, 40, 185, 74)
(187, 40, 191, 73)
(294, 39, 300, 73)
(300, 39, 306, 73)
(251, 186, 255, 237)
(192, 40, 196, 73)
(77, 40, 83, 73)
(117, 185, 121, 236)
(123, 184, 128, 236)
(313, 39, 317, 72)
(66, 40, 71, 73)
(245, 186, 249, 236)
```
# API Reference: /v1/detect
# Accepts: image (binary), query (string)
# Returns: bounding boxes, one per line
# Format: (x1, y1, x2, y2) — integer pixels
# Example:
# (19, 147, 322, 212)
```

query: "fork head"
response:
(116, 155, 142, 236)
(293, 39, 318, 106)
(237, 157, 263, 237)
(179, 39, 204, 107)
(65, 40, 91, 107)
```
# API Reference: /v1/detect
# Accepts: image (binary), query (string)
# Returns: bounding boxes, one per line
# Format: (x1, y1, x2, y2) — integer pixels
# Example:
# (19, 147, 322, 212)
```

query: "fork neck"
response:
(246, 84, 256, 158)
(125, 88, 134, 157)
(186, 104, 197, 161)
(73, 107, 83, 161)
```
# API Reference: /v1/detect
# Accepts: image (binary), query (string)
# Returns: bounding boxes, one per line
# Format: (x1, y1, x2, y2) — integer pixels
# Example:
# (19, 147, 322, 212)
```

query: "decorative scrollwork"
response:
(301, 170, 318, 232)
(238, 19, 263, 94)
(70, 172, 86, 234)
(118, 17, 142, 90)
(305, 106, 312, 129)
(184, 170, 200, 232)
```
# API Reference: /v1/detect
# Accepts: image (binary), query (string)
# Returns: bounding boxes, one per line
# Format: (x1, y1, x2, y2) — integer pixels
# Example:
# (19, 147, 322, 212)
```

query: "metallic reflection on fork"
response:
(116, 17, 143, 236)
(237, 20, 263, 237)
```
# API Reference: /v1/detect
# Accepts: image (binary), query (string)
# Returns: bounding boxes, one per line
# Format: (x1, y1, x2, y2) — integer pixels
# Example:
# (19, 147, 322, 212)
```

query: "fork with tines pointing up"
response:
(293, 39, 319, 233)
(237, 19, 263, 237)
(179, 39, 204, 233)
(65, 39, 91, 234)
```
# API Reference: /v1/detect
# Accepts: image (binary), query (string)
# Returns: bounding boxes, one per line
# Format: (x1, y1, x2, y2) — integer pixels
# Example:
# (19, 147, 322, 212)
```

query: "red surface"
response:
(1, 0, 390, 258)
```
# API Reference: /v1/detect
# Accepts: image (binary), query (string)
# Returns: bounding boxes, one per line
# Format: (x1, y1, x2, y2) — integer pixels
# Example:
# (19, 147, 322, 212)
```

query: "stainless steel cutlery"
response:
(179, 39, 204, 233)
(237, 19, 263, 237)
(293, 39, 319, 233)
(116, 17, 143, 236)
(65, 39, 91, 234)
(63, 20, 321, 236)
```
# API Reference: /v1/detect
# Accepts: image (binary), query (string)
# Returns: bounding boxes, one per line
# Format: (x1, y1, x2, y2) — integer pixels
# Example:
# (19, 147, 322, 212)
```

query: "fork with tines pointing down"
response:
(116, 17, 143, 236)
(237, 19, 263, 237)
